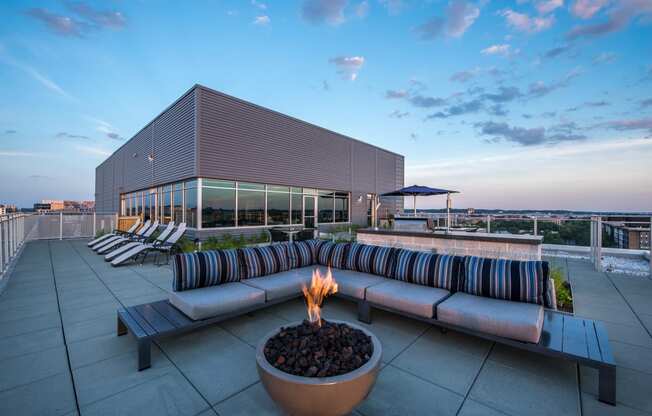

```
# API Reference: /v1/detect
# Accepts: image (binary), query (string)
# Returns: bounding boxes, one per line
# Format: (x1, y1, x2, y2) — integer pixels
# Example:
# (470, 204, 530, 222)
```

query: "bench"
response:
(115, 240, 617, 405)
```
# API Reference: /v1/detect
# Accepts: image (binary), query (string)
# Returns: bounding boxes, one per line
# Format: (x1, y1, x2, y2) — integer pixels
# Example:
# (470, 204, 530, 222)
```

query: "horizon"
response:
(1, 0, 651, 211)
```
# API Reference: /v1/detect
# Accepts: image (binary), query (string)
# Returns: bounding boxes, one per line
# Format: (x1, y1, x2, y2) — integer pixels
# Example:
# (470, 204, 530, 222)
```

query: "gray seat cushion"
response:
(315, 266, 387, 300)
(365, 280, 450, 318)
(437, 292, 544, 343)
(169, 282, 265, 320)
(241, 268, 313, 301)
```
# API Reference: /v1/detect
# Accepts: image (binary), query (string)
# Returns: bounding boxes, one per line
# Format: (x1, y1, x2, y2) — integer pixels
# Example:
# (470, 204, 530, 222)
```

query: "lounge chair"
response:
(97, 221, 159, 254)
(104, 222, 175, 262)
(87, 219, 141, 247)
(111, 223, 188, 267)
(92, 220, 151, 251)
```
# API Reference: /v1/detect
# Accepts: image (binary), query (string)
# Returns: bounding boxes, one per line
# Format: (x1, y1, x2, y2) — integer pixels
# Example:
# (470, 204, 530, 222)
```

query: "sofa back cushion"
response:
(305, 239, 327, 259)
(239, 244, 289, 279)
(316, 241, 349, 269)
(286, 241, 315, 269)
(345, 243, 395, 276)
(172, 250, 240, 292)
(463, 257, 551, 307)
(388, 249, 464, 291)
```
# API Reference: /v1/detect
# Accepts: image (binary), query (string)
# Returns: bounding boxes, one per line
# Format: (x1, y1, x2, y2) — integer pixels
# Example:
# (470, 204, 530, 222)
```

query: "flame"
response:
(302, 267, 338, 327)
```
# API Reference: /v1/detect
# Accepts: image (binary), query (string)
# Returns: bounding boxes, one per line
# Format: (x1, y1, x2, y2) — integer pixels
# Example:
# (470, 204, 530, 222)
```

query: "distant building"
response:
(33, 203, 52, 213)
(466, 208, 475, 215)
(606, 223, 650, 250)
(32, 200, 95, 213)
(0, 204, 18, 215)
(41, 200, 65, 211)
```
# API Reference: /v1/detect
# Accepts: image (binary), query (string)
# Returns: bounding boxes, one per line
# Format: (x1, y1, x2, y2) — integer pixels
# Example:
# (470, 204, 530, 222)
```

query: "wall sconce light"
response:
(132, 153, 138, 158)
(147, 154, 154, 162)
(356, 194, 363, 203)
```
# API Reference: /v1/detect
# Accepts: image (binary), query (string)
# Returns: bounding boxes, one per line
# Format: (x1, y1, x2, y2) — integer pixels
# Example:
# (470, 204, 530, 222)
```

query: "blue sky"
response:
(1, 0, 651, 211)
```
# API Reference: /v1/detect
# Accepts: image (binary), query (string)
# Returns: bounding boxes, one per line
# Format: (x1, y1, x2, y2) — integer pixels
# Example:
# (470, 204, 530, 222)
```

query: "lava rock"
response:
(264, 320, 373, 377)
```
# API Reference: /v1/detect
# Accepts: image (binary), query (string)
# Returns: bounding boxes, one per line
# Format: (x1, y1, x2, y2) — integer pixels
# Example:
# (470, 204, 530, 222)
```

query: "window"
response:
(291, 193, 303, 225)
(162, 192, 172, 223)
(318, 191, 334, 223)
(173, 185, 183, 224)
(238, 184, 265, 226)
(185, 184, 198, 228)
(267, 187, 290, 225)
(335, 192, 349, 222)
(143, 192, 151, 221)
(203, 187, 236, 228)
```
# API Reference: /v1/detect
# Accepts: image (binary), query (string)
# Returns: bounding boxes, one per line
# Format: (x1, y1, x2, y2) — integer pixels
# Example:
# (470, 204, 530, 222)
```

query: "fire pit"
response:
(256, 268, 382, 416)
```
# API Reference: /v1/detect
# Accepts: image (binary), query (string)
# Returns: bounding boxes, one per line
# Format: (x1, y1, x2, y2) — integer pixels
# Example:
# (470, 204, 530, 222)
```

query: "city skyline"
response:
(1, 0, 651, 211)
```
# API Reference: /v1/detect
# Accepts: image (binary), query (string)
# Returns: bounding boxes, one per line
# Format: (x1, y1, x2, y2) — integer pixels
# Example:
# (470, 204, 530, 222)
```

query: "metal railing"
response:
(0, 212, 118, 281)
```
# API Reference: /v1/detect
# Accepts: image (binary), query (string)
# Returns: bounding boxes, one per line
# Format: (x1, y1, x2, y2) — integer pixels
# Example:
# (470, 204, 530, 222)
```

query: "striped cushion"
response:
(172, 250, 240, 292)
(239, 244, 289, 279)
(305, 239, 327, 259)
(316, 242, 349, 269)
(463, 257, 551, 307)
(286, 241, 315, 269)
(388, 249, 464, 291)
(345, 243, 395, 276)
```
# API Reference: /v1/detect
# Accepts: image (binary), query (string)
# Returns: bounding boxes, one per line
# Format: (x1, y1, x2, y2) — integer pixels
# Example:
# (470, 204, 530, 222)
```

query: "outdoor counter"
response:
(357, 228, 543, 260)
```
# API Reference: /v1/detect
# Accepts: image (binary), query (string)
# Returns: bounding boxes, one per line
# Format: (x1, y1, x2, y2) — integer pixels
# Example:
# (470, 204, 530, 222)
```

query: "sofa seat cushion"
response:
(463, 257, 552, 308)
(173, 250, 240, 292)
(437, 292, 544, 343)
(169, 282, 265, 320)
(315, 266, 387, 300)
(241, 268, 313, 301)
(365, 280, 450, 318)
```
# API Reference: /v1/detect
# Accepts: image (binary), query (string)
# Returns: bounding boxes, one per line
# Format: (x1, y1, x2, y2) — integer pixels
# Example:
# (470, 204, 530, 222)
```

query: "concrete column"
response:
(533, 217, 538, 236)
(59, 212, 63, 240)
(487, 215, 491, 233)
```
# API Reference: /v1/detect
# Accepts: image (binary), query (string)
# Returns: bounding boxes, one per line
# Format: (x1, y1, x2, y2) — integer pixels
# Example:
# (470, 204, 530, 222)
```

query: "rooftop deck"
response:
(1, 240, 651, 416)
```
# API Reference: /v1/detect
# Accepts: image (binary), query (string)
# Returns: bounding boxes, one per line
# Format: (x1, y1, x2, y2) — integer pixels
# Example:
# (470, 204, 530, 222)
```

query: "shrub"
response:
(551, 267, 573, 312)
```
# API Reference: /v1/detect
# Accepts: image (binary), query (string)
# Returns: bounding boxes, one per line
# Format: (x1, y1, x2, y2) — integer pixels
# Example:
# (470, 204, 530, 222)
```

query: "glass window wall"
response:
(267, 187, 290, 225)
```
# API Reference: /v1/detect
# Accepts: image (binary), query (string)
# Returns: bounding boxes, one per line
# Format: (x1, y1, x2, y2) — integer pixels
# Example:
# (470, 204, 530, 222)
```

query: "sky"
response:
(0, 0, 651, 212)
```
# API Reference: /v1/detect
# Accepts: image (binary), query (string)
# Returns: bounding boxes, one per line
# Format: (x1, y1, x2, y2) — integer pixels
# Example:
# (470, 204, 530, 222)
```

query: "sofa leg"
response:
(358, 301, 372, 324)
(598, 365, 616, 405)
(117, 314, 128, 336)
(138, 339, 152, 371)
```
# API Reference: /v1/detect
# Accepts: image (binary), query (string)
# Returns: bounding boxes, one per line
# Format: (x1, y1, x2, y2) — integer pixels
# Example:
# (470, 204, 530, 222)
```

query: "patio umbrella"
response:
(381, 185, 459, 230)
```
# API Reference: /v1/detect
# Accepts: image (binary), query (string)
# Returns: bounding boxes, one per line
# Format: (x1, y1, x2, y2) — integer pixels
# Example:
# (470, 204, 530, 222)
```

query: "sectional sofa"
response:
(117, 239, 617, 405)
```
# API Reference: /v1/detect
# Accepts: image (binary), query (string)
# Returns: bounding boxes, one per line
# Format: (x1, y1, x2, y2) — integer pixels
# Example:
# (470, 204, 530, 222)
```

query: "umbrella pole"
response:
(413, 195, 417, 216)
(446, 192, 451, 233)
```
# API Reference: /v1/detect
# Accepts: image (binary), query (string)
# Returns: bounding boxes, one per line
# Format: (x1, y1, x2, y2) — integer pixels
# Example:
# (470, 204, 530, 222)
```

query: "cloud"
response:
(301, 0, 347, 25)
(253, 15, 270, 25)
(409, 132, 418, 141)
(88, 117, 124, 140)
(27, 3, 126, 37)
(526, 68, 582, 98)
(584, 100, 610, 107)
(481, 44, 513, 57)
(428, 99, 484, 119)
(601, 117, 652, 134)
(385, 89, 409, 99)
(570, 0, 609, 19)
(379, 0, 404, 15)
(475, 121, 586, 146)
(4, 129, 17, 135)
(56, 132, 90, 140)
(416, 0, 480, 39)
(501, 9, 554, 33)
(329, 56, 364, 80)
(251, 0, 267, 10)
(592, 51, 616, 64)
(74, 145, 111, 157)
(641, 98, 652, 108)
(409, 94, 447, 108)
(567, 0, 652, 40)
(535, 0, 564, 14)
(450, 69, 478, 83)
(1, 55, 75, 100)
(356, 1, 370, 17)
(481, 86, 522, 103)
(0, 150, 41, 157)
(389, 110, 410, 118)
(543, 44, 572, 59)
(28, 175, 52, 180)
(322, 80, 330, 91)
(106, 132, 124, 141)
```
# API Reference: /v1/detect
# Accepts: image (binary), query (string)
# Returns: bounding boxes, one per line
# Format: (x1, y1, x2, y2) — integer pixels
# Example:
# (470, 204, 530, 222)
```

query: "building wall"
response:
(95, 88, 197, 212)
(95, 85, 404, 227)
(196, 86, 403, 226)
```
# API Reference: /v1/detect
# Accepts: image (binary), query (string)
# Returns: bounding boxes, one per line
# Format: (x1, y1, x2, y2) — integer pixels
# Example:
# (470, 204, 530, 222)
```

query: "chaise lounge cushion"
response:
(437, 292, 544, 343)
(365, 280, 450, 319)
(315, 266, 387, 300)
(173, 250, 240, 292)
(169, 282, 265, 320)
(388, 249, 465, 292)
(241, 268, 313, 301)
(239, 245, 289, 278)
(345, 243, 395, 276)
(463, 257, 552, 308)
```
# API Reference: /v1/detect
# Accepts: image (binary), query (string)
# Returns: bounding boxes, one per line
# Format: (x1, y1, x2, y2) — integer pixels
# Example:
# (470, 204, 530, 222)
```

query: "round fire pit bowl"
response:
(256, 320, 382, 416)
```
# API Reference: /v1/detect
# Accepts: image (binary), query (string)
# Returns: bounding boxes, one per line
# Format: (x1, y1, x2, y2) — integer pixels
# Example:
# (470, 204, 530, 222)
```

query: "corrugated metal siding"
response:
(197, 87, 353, 190)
